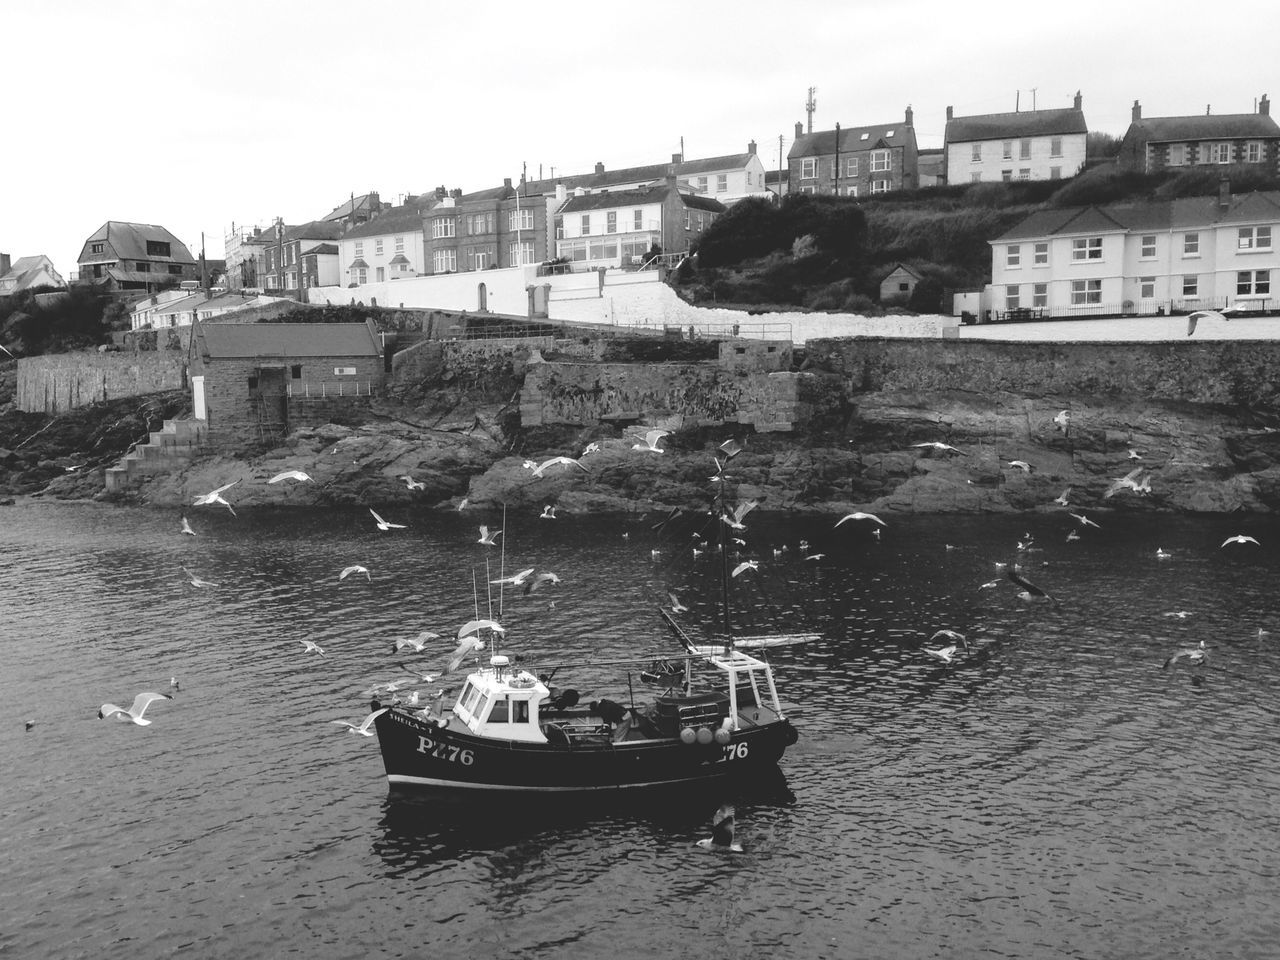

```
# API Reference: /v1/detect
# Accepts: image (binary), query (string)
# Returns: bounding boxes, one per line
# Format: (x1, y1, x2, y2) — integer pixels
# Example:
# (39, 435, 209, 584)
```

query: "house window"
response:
(1239, 226, 1272, 250)
(1213, 142, 1232, 164)
(354, 267, 366, 284)
(508, 208, 533, 231)
(432, 218, 456, 239)
(845, 186, 859, 196)
(1050, 166, 1062, 179)
(581, 214, 590, 235)
(91, 242, 104, 254)
(971, 144, 981, 162)
(845, 157, 859, 176)
(970, 172, 982, 183)
(870, 150, 891, 172)
(290, 364, 302, 379)
(1238, 269, 1271, 296)
(509, 241, 534, 267)
(684, 211, 691, 229)
(168, 265, 183, 275)
(697, 176, 708, 192)
(1071, 279, 1102, 305)
(1005, 285, 1020, 309)
(1033, 242, 1049, 265)
(1033, 283, 1048, 308)
(607, 211, 617, 233)
(1246, 141, 1262, 163)
(1183, 233, 1200, 257)
(1020, 139, 1031, 159)
(146, 240, 171, 257)
(801, 158, 817, 179)
(433, 249, 456, 273)
(1071, 237, 1103, 260)
(375, 239, 383, 255)
(1018, 168, 1031, 180)
(1050, 137, 1063, 158)
(376, 267, 384, 282)
(1182, 275, 1198, 297)
(1002, 141, 1014, 160)
(469, 248, 492, 270)
(871, 179, 890, 194)
(395, 236, 405, 253)
(1168, 144, 1186, 166)
(716, 174, 727, 193)
(633, 209, 643, 230)
(1002, 170, 1013, 181)
(354, 241, 363, 257)
(1006, 244, 1022, 268)
(1140, 277, 1155, 298)
(1140, 235, 1156, 258)
(799, 185, 816, 194)
(136, 262, 150, 272)
(247, 375, 258, 390)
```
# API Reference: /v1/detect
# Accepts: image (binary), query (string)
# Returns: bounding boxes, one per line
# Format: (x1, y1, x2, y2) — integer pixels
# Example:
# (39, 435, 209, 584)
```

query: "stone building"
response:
(788, 107, 920, 196)
(187, 320, 383, 446)
(1118, 95, 1280, 173)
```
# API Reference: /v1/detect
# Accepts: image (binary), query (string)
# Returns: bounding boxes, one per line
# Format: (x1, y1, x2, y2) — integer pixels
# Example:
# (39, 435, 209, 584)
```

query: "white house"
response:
(989, 184, 1280, 318)
(554, 181, 724, 269)
(339, 198, 433, 287)
(0, 254, 65, 295)
(130, 287, 290, 329)
(945, 93, 1088, 184)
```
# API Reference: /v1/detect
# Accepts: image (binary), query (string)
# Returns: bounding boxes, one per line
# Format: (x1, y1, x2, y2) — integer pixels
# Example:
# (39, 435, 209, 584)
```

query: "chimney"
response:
(556, 183, 567, 203)
(503, 177, 512, 189)
(671, 152, 683, 163)
(748, 139, 757, 155)
(795, 121, 803, 140)
(1207, 104, 1212, 115)
(451, 188, 462, 199)
(1131, 100, 1141, 122)
(1261, 94, 1271, 116)
(905, 104, 914, 127)
(594, 161, 605, 175)
(0, 253, 10, 276)
(946, 105, 953, 122)
(1219, 175, 1231, 210)
(1073, 90, 1082, 110)
(574, 186, 586, 197)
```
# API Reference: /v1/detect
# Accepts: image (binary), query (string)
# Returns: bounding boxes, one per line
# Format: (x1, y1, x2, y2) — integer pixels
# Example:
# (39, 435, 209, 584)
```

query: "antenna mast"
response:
(805, 86, 817, 134)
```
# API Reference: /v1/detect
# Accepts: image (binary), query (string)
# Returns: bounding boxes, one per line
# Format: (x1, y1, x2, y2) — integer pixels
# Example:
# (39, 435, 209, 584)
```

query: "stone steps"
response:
(105, 418, 206, 492)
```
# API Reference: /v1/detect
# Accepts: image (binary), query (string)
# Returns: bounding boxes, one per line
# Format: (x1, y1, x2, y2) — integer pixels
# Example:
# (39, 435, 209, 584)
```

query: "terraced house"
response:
(339, 195, 437, 286)
(422, 180, 548, 276)
(944, 93, 1087, 184)
(787, 108, 919, 196)
(989, 182, 1280, 318)
(1118, 95, 1280, 173)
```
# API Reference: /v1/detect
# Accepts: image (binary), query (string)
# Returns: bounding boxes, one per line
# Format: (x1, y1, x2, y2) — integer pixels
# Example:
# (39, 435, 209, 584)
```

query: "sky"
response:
(4, 0, 1277, 280)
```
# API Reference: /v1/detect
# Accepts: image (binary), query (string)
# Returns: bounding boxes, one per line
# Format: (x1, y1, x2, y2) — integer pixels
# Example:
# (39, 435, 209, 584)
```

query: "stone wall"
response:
(288, 396, 376, 430)
(805, 337, 1280, 407)
(16, 351, 187, 414)
(521, 361, 810, 432)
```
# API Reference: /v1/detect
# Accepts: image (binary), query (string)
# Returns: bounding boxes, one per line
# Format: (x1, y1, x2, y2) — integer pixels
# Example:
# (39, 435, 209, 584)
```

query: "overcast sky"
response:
(4, 0, 1276, 278)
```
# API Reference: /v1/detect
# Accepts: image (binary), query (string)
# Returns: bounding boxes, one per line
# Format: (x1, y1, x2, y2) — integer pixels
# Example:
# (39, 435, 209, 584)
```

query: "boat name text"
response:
(416, 735, 475, 765)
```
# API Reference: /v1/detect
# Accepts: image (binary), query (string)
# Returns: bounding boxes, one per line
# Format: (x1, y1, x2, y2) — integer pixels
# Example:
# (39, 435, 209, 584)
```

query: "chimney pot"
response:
(748, 139, 757, 155)
(672, 152, 682, 163)
(946, 105, 953, 122)
(594, 162, 604, 175)
(1132, 100, 1142, 122)
(504, 177, 512, 188)
(905, 104, 914, 127)
(1073, 90, 1082, 110)
(795, 121, 803, 140)
(1261, 94, 1271, 116)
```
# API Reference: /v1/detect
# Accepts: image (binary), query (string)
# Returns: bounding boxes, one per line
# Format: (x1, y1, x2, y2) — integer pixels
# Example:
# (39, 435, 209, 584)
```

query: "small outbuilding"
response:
(188, 319, 383, 446)
(879, 263, 922, 303)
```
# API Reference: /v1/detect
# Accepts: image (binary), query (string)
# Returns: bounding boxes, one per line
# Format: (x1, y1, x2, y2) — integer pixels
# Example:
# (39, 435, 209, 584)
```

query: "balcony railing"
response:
(981, 296, 1277, 323)
(287, 380, 374, 398)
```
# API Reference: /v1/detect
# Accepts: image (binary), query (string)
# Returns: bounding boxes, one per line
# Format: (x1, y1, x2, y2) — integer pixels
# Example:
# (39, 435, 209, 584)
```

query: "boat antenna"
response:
(471, 569, 480, 620)
(485, 557, 494, 621)
(498, 502, 508, 619)
(716, 439, 743, 656)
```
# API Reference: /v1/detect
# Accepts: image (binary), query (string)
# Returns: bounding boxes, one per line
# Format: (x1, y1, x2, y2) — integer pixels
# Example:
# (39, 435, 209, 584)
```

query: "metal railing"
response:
(287, 380, 374, 398)
(981, 297, 1277, 323)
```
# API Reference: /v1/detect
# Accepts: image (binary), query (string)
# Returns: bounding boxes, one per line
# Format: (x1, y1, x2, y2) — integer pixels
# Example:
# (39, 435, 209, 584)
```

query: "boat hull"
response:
(374, 708, 798, 792)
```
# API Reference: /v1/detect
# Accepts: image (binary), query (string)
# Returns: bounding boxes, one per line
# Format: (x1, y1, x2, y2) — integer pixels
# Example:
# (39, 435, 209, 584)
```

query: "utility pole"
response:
(1030, 87, 1038, 110)
(778, 134, 784, 200)
(805, 86, 817, 134)
(833, 122, 841, 195)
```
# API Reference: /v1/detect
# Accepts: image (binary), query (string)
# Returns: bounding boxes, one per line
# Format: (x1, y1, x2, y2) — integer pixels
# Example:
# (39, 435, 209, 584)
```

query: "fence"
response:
(986, 296, 1278, 324)
(287, 379, 374, 398)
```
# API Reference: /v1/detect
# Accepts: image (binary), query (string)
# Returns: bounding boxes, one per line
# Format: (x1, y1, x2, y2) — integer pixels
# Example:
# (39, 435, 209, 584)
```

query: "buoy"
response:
(696, 726, 714, 745)
(714, 727, 731, 745)
(680, 727, 697, 744)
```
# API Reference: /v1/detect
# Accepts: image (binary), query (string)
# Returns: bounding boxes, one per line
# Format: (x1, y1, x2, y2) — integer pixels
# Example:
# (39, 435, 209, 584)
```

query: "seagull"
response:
(582, 442, 600, 456)
(731, 560, 759, 578)
(180, 516, 196, 536)
(1127, 448, 1142, 461)
(268, 470, 312, 484)
(180, 566, 218, 588)
(192, 480, 238, 515)
(1007, 568, 1056, 604)
(803, 552, 826, 561)
(540, 505, 557, 519)
(719, 438, 743, 459)
(1007, 460, 1033, 473)
(1070, 512, 1100, 529)
(1156, 547, 1172, 559)
(980, 579, 1000, 589)
(400, 475, 425, 491)
(477, 525, 502, 546)
(524, 572, 562, 594)
(930, 629, 970, 652)
(1066, 530, 1080, 542)
(1222, 534, 1260, 548)
(98, 692, 173, 726)
(1163, 611, 1192, 619)
(1105, 467, 1145, 498)
(456, 498, 469, 511)
(668, 592, 688, 613)
(393, 632, 440, 653)
(631, 429, 670, 453)
(530, 455, 588, 478)
(1186, 303, 1248, 336)
(923, 644, 961, 663)
(490, 567, 536, 587)
(521, 460, 538, 471)
(331, 708, 389, 736)
(1053, 410, 1070, 431)
(696, 803, 742, 853)
(912, 441, 961, 453)
(299, 640, 325, 655)
(170, 676, 180, 692)
(339, 565, 370, 581)
(721, 499, 759, 531)
(369, 508, 406, 531)
(1053, 489, 1071, 507)
(1162, 640, 1207, 670)
(24, 720, 34, 730)
(650, 548, 661, 559)
(447, 636, 486, 673)
(835, 511, 886, 528)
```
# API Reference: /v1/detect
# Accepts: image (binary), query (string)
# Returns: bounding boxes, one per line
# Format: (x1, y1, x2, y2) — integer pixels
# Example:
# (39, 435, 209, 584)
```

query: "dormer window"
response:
(860, 132, 869, 140)
(885, 129, 895, 137)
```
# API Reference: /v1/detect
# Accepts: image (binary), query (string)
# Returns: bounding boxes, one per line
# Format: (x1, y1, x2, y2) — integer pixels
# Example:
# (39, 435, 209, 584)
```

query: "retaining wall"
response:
(16, 351, 187, 414)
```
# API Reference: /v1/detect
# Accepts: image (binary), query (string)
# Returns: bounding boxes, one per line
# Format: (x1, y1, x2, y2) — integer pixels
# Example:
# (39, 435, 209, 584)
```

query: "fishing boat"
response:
(372, 440, 813, 793)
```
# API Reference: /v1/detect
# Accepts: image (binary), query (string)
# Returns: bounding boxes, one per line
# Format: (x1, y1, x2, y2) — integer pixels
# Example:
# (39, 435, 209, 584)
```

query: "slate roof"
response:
(521, 152, 759, 197)
(946, 107, 1087, 142)
(285, 220, 344, 242)
(342, 202, 433, 239)
(790, 122, 916, 159)
(993, 190, 1280, 242)
(1123, 112, 1280, 143)
(78, 222, 196, 266)
(193, 320, 382, 359)
(0, 255, 62, 293)
(307, 243, 339, 256)
(322, 193, 380, 222)
(557, 185, 727, 215)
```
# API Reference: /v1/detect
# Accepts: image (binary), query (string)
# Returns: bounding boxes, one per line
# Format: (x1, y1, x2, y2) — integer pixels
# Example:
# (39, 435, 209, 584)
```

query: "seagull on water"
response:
(1156, 547, 1172, 559)
(631, 429, 670, 453)
(180, 515, 196, 536)
(192, 480, 238, 515)
(1222, 534, 1260, 547)
(530, 456, 588, 478)
(696, 803, 742, 853)
(540, 505, 557, 519)
(1162, 640, 1207, 670)
(477, 525, 502, 546)
(835, 511, 886, 528)
(99, 692, 172, 726)
(400, 475, 425, 491)
(980, 579, 1000, 589)
(930, 629, 970, 652)
(331, 708, 389, 736)
(181, 566, 218, 588)
(731, 560, 759, 578)
(339, 565, 370, 581)
(393, 632, 440, 653)
(1163, 610, 1192, 619)
(299, 640, 325, 656)
(923, 644, 962, 663)
(668, 592, 688, 613)
(369, 508, 406, 531)
(170, 676, 180, 692)
(268, 470, 312, 484)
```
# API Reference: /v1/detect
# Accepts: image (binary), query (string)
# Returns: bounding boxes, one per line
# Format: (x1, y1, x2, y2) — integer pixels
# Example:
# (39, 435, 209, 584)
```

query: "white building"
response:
(945, 93, 1088, 184)
(338, 198, 433, 287)
(130, 287, 289, 329)
(989, 184, 1280, 318)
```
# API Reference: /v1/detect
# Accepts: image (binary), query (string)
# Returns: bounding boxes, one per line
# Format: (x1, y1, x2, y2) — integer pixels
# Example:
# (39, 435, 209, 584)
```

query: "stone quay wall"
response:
(16, 351, 187, 414)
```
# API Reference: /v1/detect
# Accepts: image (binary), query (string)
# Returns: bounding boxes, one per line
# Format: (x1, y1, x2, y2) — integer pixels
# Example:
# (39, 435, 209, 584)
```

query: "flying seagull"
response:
(457, 618, 505, 639)
(268, 470, 312, 484)
(1105, 467, 1145, 499)
(631, 429, 670, 453)
(1070, 512, 1100, 529)
(530, 455, 588, 478)
(192, 480, 239, 515)
(696, 803, 742, 853)
(180, 566, 218, 588)
(369, 508, 406, 531)
(721, 499, 759, 531)
(331, 708, 389, 736)
(339, 565, 370, 581)
(912, 441, 961, 453)
(835, 511, 886, 528)
(540, 505, 557, 519)
(731, 560, 759, 578)
(490, 567, 536, 588)
(393, 632, 440, 653)
(1162, 640, 1207, 670)
(1007, 460, 1033, 473)
(1222, 534, 1260, 548)
(477, 525, 502, 546)
(299, 640, 324, 656)
(1186, 303, 1248, 336)
(180, 516, 196, 536)
(99, 692, 172, 726)
(1053, 488, 1071, 507)
(1007, 568, 1057, 604)
(400, 475, 425, 491)
(668, 592, 688, 613)
(524, 572, 562, 594)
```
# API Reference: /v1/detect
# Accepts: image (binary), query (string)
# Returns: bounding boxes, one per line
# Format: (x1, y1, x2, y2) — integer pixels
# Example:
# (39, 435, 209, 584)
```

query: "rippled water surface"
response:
(4, 501, 1280, 959)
